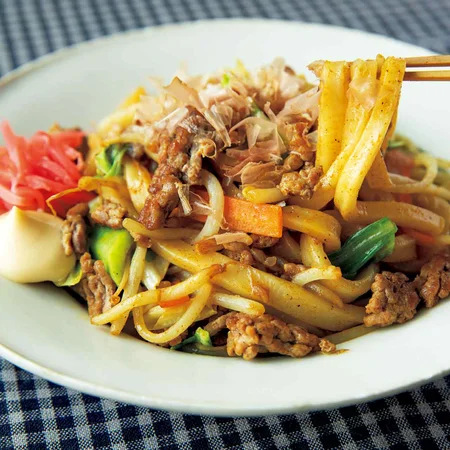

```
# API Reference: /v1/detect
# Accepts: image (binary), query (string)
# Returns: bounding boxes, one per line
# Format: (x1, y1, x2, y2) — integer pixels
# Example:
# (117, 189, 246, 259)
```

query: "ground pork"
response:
(183, 136, 216, 184)
(90, 199, 127, 229)
(364, 272, 420, 327)
(139, 111, 217, 230)
(282, 152, 305, 172)
(61, 203, 89, 256)
(250, 234, 280, 249)
(414, 253, 450, 308)
(139, 128, 191, 230)
(282, 263, 307, 280)
(249, 248, 281, 273)
(222, 243, 283, 274)
(204, 312, 233, 336)
(126, 142, 145, 160)
(222, 248, 255, 266)
(284, 121, 315, 162)
(77, 253, 118, 318)
(278, 163, 323, 198)
(226, 312, 335, 360)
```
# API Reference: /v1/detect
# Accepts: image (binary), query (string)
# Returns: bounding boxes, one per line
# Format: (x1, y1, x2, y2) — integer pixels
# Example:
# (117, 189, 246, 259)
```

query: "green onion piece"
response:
(221, 73, 230, 87)
(250, 100, 267, 119)
(145, 249, 157, 263)
(387, 139, 405, 149)
(373, 232, 396, 263)
(95, 144, 129, 177)
(179, 344, 228, 357)
(171, 327, 212, 350)
(328, 218, 397, 279)
(54, 263, 82, 287)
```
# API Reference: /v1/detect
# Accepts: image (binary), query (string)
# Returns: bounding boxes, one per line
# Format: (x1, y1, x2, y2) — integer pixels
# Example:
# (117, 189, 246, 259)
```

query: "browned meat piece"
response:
(90, 199, 127, 229)
(226, 313, 335, 360)
(183, 136, 216, 184)
(139, 128, 191, 230)
(222, 243, 281, 273)
(414, 254, 450, 308)
(204, 312, 233, 336)
(278, 163, 323, 198)
(223, 248, 254, 266)
(180, 111, 221, 184)
(282, 263, 307, 280)
(61, 203, 89, 256)
(126, 143, 145, 160)
(319, 339, 336, 353)
(222, 242, 248, 252)
(139, 108, 229, 229)
(180, 109, 216, 137)
(364, 272, 420, 327)
(284, 121, 315, 162)
(249, 248, 280, 272)
(282, 152, 304, 172)
(250, 234, 280, 249)
(77, 253, 118, 319)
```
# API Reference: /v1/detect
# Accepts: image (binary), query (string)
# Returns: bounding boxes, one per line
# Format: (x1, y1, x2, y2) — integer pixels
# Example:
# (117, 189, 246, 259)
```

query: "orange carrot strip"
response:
(192, 190, 282, 238)
(159, 296, 190, 308)
(223, 196, 283, 238)
(46, 188, 97, 217)
(385, 149, 414, 177)
(402, 228, 436, 246)
(395, 193, 413, 204)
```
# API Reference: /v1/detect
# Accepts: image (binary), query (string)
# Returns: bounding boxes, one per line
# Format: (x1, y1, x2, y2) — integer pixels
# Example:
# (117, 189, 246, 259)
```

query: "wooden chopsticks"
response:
(404, 55, 450, 81)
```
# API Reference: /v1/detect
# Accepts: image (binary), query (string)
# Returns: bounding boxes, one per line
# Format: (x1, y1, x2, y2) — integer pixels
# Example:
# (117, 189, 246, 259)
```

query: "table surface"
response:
(1, 0, 450, 449)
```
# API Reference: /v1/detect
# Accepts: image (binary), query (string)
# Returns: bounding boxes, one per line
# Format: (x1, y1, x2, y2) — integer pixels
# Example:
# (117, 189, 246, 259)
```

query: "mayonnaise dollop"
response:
(0, 207, 76, 283)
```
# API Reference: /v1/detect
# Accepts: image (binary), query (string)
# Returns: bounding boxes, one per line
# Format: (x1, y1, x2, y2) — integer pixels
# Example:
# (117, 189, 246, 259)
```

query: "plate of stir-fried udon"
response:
(1, 20, 450, 416)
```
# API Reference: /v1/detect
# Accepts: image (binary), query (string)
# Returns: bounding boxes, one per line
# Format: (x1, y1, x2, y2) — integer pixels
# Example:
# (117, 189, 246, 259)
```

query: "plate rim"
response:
(0, 17, 437, 89)
(3, 334, 448, 417)
(0, 18, 445, 417)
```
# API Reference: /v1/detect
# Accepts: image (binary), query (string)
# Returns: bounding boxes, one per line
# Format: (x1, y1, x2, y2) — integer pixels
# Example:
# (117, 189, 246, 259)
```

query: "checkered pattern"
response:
(1, 0, 450, 448)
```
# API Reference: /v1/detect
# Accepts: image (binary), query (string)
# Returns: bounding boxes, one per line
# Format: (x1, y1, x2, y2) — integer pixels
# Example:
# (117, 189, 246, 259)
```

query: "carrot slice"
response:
(401, 228, 436, 246)
(47, 188, 97, 217)
(395, 193, 413, 204)
(159, 296, 190, 308)
(385, 149, 415, 177)
(192, 190, 283, 238)
(223, 196, 283, 238)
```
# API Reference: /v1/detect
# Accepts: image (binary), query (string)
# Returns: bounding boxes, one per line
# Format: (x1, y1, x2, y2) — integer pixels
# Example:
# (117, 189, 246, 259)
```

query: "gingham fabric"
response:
(1, 0, 450, 448)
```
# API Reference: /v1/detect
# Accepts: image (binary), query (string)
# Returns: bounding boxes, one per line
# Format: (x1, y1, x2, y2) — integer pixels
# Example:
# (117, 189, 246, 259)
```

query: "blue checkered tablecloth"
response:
(1, 0, 450, 448)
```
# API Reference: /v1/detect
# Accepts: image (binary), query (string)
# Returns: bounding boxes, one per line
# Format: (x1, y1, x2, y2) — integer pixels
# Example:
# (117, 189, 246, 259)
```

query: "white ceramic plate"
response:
(1, 19, 450, 417)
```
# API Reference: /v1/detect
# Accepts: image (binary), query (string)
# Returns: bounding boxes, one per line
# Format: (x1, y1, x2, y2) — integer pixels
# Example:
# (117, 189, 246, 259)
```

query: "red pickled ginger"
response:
(0, 121, 85, 213)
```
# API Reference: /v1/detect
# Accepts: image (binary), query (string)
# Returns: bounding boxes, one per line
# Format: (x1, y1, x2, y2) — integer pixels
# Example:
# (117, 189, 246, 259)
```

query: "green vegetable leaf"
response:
(90, 226, 134, 285)
(387, 139, 405, 149)
(145, 249, 157, 263)
(171, 327, 212, 350)
(328, 218, 397, 279)
(54, 263, 82, 287)
(179, 343, 228, 357)
(95, 144, 129, 177)
(249, 100, 267, 119)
